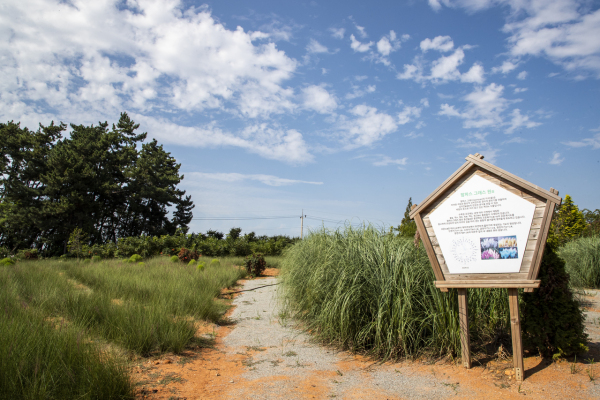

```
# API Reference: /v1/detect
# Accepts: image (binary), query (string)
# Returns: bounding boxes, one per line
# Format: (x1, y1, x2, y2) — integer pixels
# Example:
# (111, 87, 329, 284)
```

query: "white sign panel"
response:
(429, 175, 535, 274)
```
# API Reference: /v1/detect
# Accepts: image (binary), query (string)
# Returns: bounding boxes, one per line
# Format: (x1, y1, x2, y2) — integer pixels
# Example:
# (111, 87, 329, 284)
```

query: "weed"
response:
(283, 351, 297, 357)
(336, 370, 343, 376)
(571, 355, 579, 374)
(587, 358, 596, 381)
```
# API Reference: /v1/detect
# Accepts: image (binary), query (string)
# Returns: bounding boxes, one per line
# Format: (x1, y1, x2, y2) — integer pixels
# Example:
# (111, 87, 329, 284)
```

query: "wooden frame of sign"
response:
(409, 153, 561, 382)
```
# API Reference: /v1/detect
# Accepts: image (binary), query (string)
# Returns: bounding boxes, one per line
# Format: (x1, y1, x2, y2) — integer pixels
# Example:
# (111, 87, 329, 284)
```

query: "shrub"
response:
(170, 255, 179, 263)
(17, 249, 39, 260)
(197, 262, 205, 271)
(138, 262, 145, 266)
(210, 259, 220, 267)
(559, 234, 600, 288)
(178, 248, 200, 263)
(0, 246, 9, 258)
(521, 244, 588, 358)
(188, 260, 197, 267)
(1, 257, 16, 266)
(127, 254, 143, 263)
(91, 255, 102, 262)
(244, 253, 267, 277)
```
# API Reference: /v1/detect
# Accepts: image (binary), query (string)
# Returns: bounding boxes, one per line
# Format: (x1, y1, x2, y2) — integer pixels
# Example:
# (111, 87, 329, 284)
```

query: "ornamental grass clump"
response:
(559, 234, 600, 288)
(280, 225, 513, 360)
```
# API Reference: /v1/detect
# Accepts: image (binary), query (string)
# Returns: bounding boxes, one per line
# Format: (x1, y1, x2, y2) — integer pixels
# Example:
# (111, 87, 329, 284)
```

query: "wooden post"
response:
(300, 209, 304, 239)
(458, 288, 471, 369)
(508, 288, 524, 382)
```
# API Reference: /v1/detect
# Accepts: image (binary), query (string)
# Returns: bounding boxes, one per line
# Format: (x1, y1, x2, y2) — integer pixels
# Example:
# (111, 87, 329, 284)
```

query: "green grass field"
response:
(0, 256, 247, 399)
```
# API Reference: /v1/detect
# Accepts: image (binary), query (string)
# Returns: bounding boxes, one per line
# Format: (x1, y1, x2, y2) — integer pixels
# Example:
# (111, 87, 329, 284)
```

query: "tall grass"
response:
(0, 256, 246, 398)
(0, 267, 133, 399)
(280, 225, 510, 359)
(559, 234, 600, 288)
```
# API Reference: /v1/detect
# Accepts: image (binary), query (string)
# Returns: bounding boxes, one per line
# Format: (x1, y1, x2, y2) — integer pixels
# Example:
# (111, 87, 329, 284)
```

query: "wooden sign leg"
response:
(458, 288, 471, 368)
(508, 288, 524, 382)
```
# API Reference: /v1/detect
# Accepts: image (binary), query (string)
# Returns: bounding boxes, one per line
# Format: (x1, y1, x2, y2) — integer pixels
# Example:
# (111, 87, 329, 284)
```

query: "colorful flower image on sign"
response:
(480, 235, 518, 260)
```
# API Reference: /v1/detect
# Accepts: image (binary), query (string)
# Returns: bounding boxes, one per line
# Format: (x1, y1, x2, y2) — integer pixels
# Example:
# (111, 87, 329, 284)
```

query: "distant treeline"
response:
(0, 113, 194, 256)
(2, 229, 298, 259)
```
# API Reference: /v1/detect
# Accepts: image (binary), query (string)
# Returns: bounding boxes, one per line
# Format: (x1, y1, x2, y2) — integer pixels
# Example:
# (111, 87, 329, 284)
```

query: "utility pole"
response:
(300, 209, 305, 239)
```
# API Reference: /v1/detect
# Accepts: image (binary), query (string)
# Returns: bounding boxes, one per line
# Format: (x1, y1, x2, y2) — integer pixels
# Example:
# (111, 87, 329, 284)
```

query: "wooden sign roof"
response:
(410, 153, 561, 292)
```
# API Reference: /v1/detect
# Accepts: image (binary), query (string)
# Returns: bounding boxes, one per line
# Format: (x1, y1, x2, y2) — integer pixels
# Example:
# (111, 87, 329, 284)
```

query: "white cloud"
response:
(345, 84, 376, 100)
(430, 0, 600, 78)
(420, 36, 454, 52)
(563, 132, 600, 149)
(371, 155, 408, 167)
(505, 108, 541, 133)
(353, 22, 368, 38)
(517, 71, 528, 80)
(188, 172, 323, 186)
(350, 34, 373, 52)
(461, 63, 485, 83)
(439, 84, 542, 133)
(514, 87, 528, 93)
(398, 106, 422, 125)
(377, 30, 401, 56)
(0, 0, 299, 123)
(302, 85, 338, 114)
(491, 60, 519, 74)
(421, 98, 430, 107)
(339, 105, 397, 148)
(430, 49, 464, 81)
(549, 151, 564, 165)
(405, 131, 424, 139)
(135, 115, 313, 165)
(307, 39, 329, 54)
(330, 27, 345, 39)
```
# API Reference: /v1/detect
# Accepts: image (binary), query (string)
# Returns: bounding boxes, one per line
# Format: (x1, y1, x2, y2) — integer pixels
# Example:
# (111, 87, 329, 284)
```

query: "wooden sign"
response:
(410, 153, 561, 382)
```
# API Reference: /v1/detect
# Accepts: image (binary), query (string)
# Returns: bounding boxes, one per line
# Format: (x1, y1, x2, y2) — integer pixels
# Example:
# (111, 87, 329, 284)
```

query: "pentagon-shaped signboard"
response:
(410, 153, 561, 291)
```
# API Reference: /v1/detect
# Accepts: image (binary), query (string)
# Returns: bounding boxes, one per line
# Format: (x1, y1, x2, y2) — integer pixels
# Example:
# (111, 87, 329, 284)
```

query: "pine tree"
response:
(548, 195, 587, 247)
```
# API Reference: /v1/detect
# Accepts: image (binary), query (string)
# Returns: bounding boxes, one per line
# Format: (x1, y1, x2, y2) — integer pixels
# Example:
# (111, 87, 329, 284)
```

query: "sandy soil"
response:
(134, 272, 600, 399)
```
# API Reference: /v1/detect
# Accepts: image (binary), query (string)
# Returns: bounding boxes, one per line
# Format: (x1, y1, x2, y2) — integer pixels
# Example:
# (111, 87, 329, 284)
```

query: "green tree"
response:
(391, 197, 417, 238)
(547, 195, 587, 247)
(582, 208, 600, 236)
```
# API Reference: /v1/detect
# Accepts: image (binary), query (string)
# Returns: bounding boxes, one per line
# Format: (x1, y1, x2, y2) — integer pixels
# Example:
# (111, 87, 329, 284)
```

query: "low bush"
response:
(178, 248, 200, 263)
(522, 244, 588, 357)
(210, 259, 220, 266)
(92, 255, 102, 262)
(128, 254, 143, 263)
(170, 255, 179, 263)
(559, 234, 600, 288)
(244, 253, 267, 277)
(197, 262, 205, 271)
(1, 258, 16, 266)
(188, 259, 197, 267)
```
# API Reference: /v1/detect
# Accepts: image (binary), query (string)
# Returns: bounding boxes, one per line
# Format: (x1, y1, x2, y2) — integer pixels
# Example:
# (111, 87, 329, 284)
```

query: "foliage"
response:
(197, 262, 205, 271)
(170, 255, 179, 263)
(559, 234, 600, 288)
(178, 248, 200, 263)
(1, 257, 15, 266)
(548, 195, 587, 247)
(0, 113, 194, 255)
(280, 225, 513, 359)
(582, 208, 600, 236)
(92, 255, 102, 262)
(188, 259, 197, 266)
(67, 227, 88, 259)
(244, 253, 267, 277)
(16, 248, 38, 260)
(521, 244, 588, 357)
(390, 197, 417, 238)
(210, 259, 220, 266)
(127, 254, 143, 263)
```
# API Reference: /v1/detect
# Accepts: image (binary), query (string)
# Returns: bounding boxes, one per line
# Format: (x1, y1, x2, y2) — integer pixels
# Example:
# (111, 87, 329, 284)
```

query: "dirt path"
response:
(135, 276, 600, 400)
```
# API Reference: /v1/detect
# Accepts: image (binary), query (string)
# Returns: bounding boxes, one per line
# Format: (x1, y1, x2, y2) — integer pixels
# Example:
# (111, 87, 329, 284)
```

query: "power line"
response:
(192, 216, 297, 221)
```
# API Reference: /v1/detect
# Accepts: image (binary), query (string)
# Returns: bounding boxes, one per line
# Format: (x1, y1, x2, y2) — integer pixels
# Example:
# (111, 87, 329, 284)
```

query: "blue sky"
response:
(2, 0, 599, 236)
